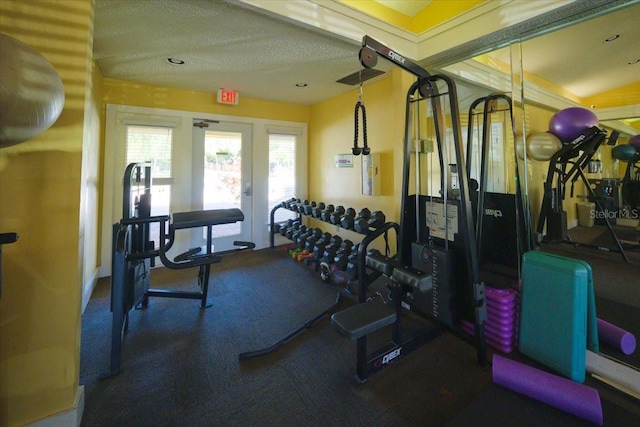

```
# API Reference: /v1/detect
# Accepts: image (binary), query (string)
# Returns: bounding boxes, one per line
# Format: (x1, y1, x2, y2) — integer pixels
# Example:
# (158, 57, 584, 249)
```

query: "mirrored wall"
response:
(440, 3, 640, 373)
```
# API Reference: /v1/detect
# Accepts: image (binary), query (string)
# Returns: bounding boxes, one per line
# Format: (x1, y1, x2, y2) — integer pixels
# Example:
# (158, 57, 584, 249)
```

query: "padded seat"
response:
(172, 208, 244, 229)
(331, 298, 396, 340)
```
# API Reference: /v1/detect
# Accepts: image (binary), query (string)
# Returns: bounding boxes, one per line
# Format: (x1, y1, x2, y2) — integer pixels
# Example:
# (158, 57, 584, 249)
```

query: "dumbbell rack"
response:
(238, 199, 393, 360)
(268, 198, 386, 249)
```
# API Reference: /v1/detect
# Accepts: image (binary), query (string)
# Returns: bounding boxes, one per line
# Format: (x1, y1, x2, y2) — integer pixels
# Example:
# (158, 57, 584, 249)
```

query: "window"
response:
(268, 133, 297, 223)
(125, 125, 173, 246)
(202, 130, 242, 237)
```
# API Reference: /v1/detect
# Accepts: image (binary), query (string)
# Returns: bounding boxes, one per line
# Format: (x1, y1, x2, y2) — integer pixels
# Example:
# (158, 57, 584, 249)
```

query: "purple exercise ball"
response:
(629, 134, 640, 151)
(548, 107, 599, 143)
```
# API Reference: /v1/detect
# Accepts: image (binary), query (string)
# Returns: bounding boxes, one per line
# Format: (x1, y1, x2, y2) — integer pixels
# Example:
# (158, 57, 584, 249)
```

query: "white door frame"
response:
(100, 104, 307, 278)
(191, 120, 253, 252)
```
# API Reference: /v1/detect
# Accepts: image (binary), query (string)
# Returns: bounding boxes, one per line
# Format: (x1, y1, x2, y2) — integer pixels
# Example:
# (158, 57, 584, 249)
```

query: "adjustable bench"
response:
(148, 208, 255, 307)
(331, 297, 396, 340)
(331, 249, 432, 340)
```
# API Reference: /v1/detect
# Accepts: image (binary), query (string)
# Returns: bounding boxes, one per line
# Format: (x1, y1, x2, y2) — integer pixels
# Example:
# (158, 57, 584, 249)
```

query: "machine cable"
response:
(352, 72, 370, 156)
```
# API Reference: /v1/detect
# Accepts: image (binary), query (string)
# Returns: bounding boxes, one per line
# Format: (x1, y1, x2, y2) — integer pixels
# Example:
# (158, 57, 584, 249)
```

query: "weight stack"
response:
(461, 286, 519, 353)
(410, 243, 456, 327)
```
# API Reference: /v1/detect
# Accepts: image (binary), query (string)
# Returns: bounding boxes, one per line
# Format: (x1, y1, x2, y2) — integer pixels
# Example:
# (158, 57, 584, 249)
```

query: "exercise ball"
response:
(0, 33, 65, 148)
(548, 107, 598, 143)
(515, 135, 525, 159)
(629, 134, 640, 151)
(612, 144, 637, 161)
(526, 132, 562, 161)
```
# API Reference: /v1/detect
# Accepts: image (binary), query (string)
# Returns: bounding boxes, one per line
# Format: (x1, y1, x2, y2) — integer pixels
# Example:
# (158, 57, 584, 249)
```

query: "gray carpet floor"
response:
(80, 239, 640, 426)
(80, 247, 491, 426)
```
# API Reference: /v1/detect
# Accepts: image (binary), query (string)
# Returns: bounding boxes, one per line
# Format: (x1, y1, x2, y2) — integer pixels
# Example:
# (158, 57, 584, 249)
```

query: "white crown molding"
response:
(416, 0, 576, 60)
(594, 105, 640, 121)
(239, 0, 576, 65)
(445, 59, 639, 136)
(237, 0, 418, 58)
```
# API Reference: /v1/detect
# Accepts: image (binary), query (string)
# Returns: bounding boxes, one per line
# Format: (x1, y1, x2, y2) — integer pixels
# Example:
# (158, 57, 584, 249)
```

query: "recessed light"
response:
(295, 83, 308, 87)
(628, 59, 640, 65)
(166, 57, 185, 65)
(604, 35, 620, 43)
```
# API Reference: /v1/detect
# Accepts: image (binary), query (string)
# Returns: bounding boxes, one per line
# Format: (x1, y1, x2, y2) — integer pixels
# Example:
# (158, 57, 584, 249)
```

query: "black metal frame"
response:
(331, 36, 488, 383)
(110, 162, 254, 375)
(0, 232, 18, 298)
(536, 127, 629, 261)
(466, 93, 534, 279)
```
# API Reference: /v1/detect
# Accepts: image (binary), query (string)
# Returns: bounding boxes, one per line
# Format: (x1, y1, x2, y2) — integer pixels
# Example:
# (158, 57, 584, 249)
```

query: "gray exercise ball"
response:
(0, 33, 65, 148)
(526, 132, 562, 161)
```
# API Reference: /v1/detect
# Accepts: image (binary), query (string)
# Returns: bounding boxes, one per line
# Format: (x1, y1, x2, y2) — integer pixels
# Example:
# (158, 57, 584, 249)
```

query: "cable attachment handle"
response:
(353, 100, 370, 156)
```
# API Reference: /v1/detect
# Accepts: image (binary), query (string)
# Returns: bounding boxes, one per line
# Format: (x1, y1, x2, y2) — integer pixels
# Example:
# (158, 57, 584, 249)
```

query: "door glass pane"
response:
(125, 125, 172, 247)
(268, 133, 297, 223)
(204, 130, 241, 237)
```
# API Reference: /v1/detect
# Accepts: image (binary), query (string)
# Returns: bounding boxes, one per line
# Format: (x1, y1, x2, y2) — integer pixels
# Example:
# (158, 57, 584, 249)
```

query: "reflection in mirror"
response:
(441, 5, 640, 380)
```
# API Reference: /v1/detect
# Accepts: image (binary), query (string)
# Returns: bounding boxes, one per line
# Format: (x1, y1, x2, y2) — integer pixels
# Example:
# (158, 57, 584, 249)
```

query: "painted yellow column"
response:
(0, 0, 94, 425)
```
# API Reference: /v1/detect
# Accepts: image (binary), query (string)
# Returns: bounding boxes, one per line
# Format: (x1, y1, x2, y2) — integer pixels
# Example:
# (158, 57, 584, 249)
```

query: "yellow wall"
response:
(308, 68, 413, 247)
(0, 0, 95, 425)
(0, 2, 630, 426)
(102, 79, 310, 123)
(340, 0, 486, 33)
(583, 81, 640, 109)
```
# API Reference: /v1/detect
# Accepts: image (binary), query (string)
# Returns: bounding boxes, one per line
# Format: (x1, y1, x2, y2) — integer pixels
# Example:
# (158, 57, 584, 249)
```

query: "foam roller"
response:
(597, 318, 636, 355)
(492, 355, 602, 425)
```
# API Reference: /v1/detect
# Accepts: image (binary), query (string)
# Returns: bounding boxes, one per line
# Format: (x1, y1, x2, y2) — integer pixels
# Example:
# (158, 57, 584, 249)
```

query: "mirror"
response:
(442, 4, 640, 373)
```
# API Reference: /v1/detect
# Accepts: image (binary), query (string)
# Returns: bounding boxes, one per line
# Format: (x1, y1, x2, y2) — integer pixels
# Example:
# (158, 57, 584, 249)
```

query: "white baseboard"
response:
(82, 269, 99, 314)
(27, 385, 84, 427)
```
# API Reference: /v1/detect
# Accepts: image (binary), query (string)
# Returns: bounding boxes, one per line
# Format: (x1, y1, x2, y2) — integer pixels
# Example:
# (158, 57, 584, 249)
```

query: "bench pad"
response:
(172, 209, 244, 229)
(331, 298, 396, 340)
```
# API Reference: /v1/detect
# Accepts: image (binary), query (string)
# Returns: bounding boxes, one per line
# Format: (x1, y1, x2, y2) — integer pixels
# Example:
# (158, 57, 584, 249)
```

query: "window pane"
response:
(268, 133, 297, 223)
(203, 131, 241, 237)
(125, 125, 172, 179)
(125, 125, 173, 247)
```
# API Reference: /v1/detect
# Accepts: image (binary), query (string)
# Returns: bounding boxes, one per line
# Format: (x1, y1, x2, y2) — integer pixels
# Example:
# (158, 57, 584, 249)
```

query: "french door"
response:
(191, 120, 253, 252)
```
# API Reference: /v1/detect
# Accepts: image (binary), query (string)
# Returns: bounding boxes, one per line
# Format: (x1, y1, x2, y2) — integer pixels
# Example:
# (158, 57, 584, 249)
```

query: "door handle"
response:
(243, 182, 252, 196)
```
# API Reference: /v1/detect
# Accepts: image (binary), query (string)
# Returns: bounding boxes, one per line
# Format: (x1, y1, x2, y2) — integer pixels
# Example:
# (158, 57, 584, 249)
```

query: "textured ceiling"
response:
(93, 0, 640, 107)
(94, 0, 379, 105)
(488, 5, 640, 99)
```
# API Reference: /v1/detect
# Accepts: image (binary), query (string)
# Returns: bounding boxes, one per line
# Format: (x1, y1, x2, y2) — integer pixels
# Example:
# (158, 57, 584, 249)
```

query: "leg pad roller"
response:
(391, 267, 432, 292)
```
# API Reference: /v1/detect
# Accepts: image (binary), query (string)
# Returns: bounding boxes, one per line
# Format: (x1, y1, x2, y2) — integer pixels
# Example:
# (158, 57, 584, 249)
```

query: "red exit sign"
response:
(217, 89, 239, 105)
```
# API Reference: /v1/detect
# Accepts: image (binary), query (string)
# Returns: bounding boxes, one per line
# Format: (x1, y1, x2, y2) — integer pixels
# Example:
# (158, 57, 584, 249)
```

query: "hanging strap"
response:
(353, 101, 368, 154)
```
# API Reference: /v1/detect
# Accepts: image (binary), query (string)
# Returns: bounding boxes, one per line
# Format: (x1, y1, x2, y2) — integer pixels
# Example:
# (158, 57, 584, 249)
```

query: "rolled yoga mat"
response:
(492, 355, 603, 425)
(597, 318, 636, 355)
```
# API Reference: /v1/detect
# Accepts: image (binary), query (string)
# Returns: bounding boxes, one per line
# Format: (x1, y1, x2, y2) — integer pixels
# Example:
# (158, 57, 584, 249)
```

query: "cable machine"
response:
(466, 93, 533, 287)
(330, 36, 487, 382)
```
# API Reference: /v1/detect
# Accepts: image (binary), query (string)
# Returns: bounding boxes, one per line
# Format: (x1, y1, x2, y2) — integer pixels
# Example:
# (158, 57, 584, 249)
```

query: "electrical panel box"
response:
(361, 153, 381, 196)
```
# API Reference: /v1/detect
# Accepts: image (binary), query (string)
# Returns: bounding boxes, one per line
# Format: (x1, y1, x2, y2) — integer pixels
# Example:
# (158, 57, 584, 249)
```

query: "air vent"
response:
(336, 68, 385, 86)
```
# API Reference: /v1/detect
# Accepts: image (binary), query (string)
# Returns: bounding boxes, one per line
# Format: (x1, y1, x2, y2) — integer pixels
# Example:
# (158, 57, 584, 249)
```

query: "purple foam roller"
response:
(492, 355, 602, 425)
(597, 318, 636, 355)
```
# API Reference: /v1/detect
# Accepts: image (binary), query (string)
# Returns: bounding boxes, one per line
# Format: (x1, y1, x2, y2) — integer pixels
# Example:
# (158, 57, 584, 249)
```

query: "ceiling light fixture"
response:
(295, 83, 308, 87)
(628, 59, 640, 65)
(166, 57, 185, 65)
(604, 34, 620, 43)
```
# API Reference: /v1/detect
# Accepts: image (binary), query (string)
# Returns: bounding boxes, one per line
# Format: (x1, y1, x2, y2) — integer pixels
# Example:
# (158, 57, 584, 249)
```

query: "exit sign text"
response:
(217, 89, 239, 105)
